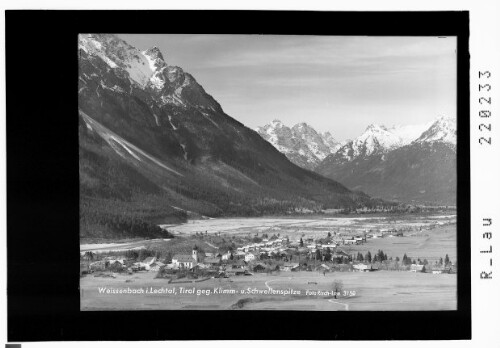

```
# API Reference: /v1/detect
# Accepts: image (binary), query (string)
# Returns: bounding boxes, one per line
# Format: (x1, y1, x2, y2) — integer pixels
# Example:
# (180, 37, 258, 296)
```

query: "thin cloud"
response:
(118, 34, 456, 140)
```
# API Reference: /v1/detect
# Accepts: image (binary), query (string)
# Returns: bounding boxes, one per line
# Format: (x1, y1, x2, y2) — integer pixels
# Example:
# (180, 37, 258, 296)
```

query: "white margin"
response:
(1, 1, 500, 348)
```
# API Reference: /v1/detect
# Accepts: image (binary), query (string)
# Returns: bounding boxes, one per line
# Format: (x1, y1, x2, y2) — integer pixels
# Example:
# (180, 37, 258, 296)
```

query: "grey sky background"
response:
(119, 34, 456, 141)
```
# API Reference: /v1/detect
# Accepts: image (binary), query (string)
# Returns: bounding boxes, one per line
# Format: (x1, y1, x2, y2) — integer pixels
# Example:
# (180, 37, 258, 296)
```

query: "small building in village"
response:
(221, 251, 233, 261)
(191, 263, 210, 271)
(204, 257, 221, 266)
(432, 267, 450, 274)
(104, 257, 127, 266)
(281, 263, 300, 272)
(172, 247, 200, 269)
(252, 263, 267, 272)
(171, 254, 195, 269)
(149, 261, 165, 272)
(89, 260, 106, 271)
(235, 251, 246, 259)
(353, 263, 377, 272)
(343, 238, 358, 245)
(410, 264, 425, 273)
(245, 253, 256, 262)
(142, 257, 157, 266)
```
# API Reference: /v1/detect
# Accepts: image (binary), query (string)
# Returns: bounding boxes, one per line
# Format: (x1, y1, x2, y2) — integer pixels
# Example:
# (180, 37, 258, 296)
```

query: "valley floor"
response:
(80, 213, 457, 311)
(80, 238, 172, 254)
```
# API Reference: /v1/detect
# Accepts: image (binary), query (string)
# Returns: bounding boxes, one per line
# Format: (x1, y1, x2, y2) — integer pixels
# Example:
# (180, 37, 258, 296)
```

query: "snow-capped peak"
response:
(79, 34, 212, 107)
(141, 46, 169, 90)
(142, 46, 167, 75)
(79, 33, 226, 116)
(270, 119, 284, 128)
(78, 34, 119, 69)
(292, 122, 317, 135)
(144, 46, 165, 62)
(79, 34, 181, 93)
(365, 124, 387, 132)
(79, 34, 157, 88)
(333, 123, 417, 162)
(255, 120, 340, 169)
(329, 115, 456, 163)
(294, 122, 310, 129)
(415, 116, 456, 145)
(354, 123, 403, 154)
(321, 131, 340, 149)
(387, 121, 433, 145)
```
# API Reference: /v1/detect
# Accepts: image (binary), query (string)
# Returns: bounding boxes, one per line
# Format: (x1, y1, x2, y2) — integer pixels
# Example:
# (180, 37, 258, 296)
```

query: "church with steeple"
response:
(171, 245, 203, 269)
(192, 244, 199, 262)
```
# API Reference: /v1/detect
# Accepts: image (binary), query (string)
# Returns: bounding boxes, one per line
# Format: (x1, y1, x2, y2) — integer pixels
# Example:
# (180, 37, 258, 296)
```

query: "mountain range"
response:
(78, 34, 385, 240)
(255, 120, 340, 170)
(259, 116, 457, 205)
(256, 116, 456, 205)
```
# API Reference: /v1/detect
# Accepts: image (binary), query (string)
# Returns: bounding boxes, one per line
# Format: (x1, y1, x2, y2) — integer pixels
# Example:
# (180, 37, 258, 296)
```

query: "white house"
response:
(353, 263, 373, 272)
(281, 263, 299, 272)
(171, 255, 196, 269)
(142, 257, 157, 266)
(344, 239, 358, 245)
(245, 253, 256, 262)
(410, 264, 425, 272)
(104, 257, 126, 265)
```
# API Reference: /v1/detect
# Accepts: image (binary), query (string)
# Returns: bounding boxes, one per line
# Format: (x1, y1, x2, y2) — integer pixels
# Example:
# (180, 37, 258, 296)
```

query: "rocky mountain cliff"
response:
(255, 120, 340, 170)
(315, 117, 457, 205)
(78, 34, 382, 240)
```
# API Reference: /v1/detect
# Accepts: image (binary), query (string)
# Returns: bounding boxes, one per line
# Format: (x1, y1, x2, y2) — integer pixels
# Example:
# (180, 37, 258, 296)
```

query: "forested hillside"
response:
(79, 34, 386, 240)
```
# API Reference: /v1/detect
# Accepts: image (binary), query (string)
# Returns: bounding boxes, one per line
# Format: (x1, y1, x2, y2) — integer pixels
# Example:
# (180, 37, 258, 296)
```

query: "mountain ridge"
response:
(324, 116, 455, 164)
(255, 119, 340, 170)
(255, 116, 456, 204)
(315, 116, 456, 204)
(78, 34, 385, 240)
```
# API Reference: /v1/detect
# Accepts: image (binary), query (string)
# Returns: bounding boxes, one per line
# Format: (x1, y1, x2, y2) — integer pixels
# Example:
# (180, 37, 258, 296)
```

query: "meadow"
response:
(81, 213, 457, 310)
(80, 270, 456, 311)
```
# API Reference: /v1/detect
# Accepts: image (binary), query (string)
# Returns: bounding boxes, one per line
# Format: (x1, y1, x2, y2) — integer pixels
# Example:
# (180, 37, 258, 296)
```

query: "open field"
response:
(81, 213, 457, 310)
(347, 225, 456, 261)
(80, 270, 456, 311)
(160, 214, 457, 262)
(161, 214, 456, 239)
(80, 238, 172, 254)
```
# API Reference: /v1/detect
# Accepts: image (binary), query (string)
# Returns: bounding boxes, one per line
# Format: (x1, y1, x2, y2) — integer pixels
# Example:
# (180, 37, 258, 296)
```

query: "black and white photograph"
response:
(11, 5, 499, 344)
(78, 33, 458, 311)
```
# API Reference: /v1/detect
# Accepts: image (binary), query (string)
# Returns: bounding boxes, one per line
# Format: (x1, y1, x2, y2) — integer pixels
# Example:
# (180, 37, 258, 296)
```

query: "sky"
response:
(119, 34, 456, 141)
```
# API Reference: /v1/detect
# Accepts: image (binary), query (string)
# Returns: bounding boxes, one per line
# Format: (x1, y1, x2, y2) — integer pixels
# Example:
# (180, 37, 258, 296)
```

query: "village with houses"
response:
(81, 223, 456, 280)
(80, 214, 457, 310)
